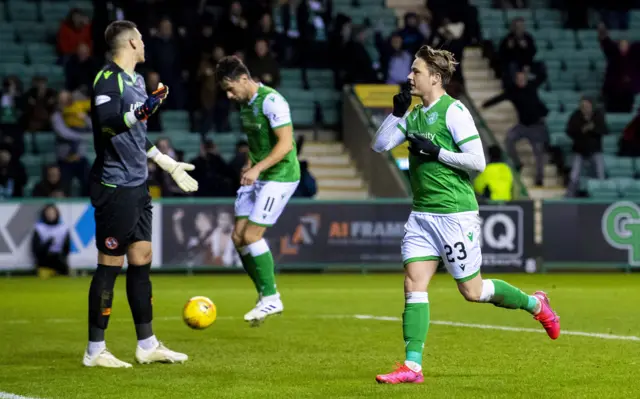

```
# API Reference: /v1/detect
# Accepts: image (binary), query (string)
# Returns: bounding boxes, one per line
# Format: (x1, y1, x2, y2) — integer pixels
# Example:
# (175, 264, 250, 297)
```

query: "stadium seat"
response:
(604, 155, 634, 177)
(40, 1, 73, 23)
(26, 43, 57, 64)
(160, 111, 190, 131)
(7, 1, 39, 23)
(2, 43, 25, 63)
(607, 113, 632, 133)
(586, 178, 619, 199)
(15, 23, 49, 43)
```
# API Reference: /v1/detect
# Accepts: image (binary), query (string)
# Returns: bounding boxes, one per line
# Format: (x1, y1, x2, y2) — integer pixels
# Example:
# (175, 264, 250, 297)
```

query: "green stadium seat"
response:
(0, 24, 15, 42)
(15, 23, 49, 43)
(607, 113, 632, 133)
(7, 1, 39, 22)
(603, 135, 619, 154)
(604, 155, 634, 177)
(278, 88, 314, 103)
(26, 43, 57, 64)
(291, 108, 314, 126)
(505, 9, 533, 23)
(586, 178, 619, 199)
(160, 111, 190, 131)
(1, 43, 25, 64)
(614, 177, 636, 193)
(41, 1, 73, 22)
(533, 9, 562, 29)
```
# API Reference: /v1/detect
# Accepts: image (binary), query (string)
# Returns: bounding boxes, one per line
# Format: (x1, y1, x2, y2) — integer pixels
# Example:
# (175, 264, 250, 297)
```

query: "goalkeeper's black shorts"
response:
(90, 181, 152, 256)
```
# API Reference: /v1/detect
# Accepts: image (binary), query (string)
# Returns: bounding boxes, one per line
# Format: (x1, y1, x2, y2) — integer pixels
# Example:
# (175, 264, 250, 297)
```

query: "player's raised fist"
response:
(392, 82, 412, 117)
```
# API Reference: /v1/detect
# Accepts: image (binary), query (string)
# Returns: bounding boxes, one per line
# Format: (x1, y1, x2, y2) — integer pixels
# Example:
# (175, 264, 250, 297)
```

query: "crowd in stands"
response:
(476, 0, 640, 199)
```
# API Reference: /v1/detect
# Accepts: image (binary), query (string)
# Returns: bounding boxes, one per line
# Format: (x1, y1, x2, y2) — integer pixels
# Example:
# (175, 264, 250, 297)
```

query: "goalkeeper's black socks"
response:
(88, 264, 120, 346)
(126, 263, 154, 341)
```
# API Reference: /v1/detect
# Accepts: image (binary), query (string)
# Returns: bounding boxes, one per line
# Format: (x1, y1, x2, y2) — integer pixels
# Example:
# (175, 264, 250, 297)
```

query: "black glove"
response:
(407, 134, 441, 157)
(392, 82, 412, 117)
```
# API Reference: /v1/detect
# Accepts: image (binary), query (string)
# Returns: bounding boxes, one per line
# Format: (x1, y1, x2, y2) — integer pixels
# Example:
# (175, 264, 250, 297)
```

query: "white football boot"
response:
(135, 341, 188, 364)
(243, 294, 283, 327)
(83, 348, 132, 368)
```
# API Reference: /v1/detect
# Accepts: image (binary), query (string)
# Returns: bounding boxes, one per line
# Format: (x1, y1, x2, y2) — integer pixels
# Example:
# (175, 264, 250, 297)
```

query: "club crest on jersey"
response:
(427, 112, 438, 125)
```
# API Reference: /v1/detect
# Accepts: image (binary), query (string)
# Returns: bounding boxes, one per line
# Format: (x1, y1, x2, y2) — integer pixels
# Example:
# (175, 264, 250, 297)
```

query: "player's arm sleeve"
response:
(253, 94, 295, 171)
(371, 114, 407, 152)
(263, 93, 292, 129)
(438, 102, 486, 173)
(93, 73, 138, 135)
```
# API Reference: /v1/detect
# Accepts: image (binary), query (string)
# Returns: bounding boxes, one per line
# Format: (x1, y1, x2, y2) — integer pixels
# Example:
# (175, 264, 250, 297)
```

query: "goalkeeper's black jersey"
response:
(90, 61, 152, 187)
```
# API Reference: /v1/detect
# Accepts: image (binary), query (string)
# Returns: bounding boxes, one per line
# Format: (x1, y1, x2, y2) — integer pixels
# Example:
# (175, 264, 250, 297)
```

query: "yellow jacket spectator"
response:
(474, 145, 513, 201)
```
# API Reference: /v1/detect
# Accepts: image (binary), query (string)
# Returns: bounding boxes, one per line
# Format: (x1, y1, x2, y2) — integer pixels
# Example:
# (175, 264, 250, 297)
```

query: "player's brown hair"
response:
(215, 56, 251, 81)
(104, 20, 138, 50)
(415, 45, 458, 86)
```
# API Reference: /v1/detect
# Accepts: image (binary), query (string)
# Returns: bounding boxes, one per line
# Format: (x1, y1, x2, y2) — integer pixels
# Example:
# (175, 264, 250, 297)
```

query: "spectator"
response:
(229, 139, 250, 188)
(329, 14, 353, 88)
(599, 23, 640, 112)
(342, 25, 378, 84)
(246, 39, 282, 88)
(155, 137, 188, 197)
(429, 18, 467, 85)
(198, 46, 231, 136)
(255, 13, 284, 60)
(0, 76, 24, 154)
(189, 139, 235, 197)
(31, 204, 70, 278)
(498, 18, 536, 88)
(22, 76, 57, 154)
(0, 147, 27, 199)
(565, 98, 608, 197)
(619, 110, 640, 157)
(51, 90, 91, 196)
(377, 33, 412, 85)
(395, 12, 425, 56)
(64, 43, 98, 94)
(482, 69, 549, 186)
(293, 160, 317, 198)
(147, 160, 162, 199)
(473, 145, 513, 201)
(32, 164, 70, 198)
(144, 72, 164, 132)
(494, 0, 527, 8)
(278, 0, 312, 66)
(216, 1, 250, 56)
(147, 18, 187, 109)
(57, 8, 92, 58)
(600, 1, 632, 30)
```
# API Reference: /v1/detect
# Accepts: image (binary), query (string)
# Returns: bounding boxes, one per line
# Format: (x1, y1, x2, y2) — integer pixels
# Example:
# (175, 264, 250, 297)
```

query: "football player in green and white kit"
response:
(372, 46, 560, 384)
(216, 56, 300, 327)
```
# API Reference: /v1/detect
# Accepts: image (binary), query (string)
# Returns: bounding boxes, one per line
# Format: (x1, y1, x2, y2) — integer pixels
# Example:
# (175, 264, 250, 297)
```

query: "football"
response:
(182, 296, 217, 329)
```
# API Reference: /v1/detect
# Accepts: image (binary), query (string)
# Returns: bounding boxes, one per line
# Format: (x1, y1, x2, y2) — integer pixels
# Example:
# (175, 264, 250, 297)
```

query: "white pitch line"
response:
(354, 314, 640, 341)
(4, 314, 639, 342)
(0, 391, 42, 399)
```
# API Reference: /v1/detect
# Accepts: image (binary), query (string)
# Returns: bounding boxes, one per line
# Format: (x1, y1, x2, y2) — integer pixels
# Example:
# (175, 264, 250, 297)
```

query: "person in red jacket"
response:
(57, 8, 93, 57)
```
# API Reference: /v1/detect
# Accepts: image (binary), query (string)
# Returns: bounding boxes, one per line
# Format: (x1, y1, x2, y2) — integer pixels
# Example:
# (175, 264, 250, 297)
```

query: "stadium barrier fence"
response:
(1, 198, 638, 274)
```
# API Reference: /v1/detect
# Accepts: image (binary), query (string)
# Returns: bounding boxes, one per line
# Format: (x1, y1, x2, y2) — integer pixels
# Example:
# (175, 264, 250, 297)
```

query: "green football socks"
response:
(403, 292, 430, 367)
(247, 239, 278, 297)
(487, 279, 538, 313)
(238, 246, 260, 294)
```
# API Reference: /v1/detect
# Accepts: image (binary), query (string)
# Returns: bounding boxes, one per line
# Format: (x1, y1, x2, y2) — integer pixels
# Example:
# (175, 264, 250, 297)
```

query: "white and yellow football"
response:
(182, 296, 217, 330)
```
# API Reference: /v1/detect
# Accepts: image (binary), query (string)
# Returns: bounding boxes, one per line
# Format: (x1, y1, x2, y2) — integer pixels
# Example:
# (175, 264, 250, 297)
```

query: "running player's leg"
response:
(437, 212, 560, 339)
(242, 180, 298, 326)
(84, 182, 132, 368)
(127, 197, 187, 364)
(376, 212, 437, 384)
(232, 186, 261, 295)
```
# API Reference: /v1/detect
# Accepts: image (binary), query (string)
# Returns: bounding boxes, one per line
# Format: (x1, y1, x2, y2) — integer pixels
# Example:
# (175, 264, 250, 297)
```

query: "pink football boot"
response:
(533, 291, 561, 340)
(376, 363, 424, 384)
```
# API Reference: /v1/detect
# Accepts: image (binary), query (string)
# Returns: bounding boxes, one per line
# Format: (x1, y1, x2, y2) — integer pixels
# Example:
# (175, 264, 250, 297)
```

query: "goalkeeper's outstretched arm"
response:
(439, 102, 486, 173)
(371, 114, 408, 153)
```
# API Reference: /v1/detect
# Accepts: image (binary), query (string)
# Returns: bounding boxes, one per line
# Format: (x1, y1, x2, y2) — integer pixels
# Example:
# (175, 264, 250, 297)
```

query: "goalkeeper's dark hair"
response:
(415, 45, 458, 86)
(215, 56, 251, 81)
(105, 20, 137, 50)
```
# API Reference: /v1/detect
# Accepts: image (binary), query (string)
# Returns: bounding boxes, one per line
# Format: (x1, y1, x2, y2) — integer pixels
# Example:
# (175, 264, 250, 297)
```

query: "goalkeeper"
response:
(371, 46, 560, 384)
(83, 20, 197, 368)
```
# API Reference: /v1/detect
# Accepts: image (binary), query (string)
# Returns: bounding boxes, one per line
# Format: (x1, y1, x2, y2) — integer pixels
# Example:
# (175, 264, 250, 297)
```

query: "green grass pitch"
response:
(0, 273, 638, 399)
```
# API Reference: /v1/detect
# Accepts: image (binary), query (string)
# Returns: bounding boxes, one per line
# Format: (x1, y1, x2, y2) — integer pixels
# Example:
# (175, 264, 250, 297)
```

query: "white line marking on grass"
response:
(353, 314, 640, 341)
(5, 314, 639, 341)
(0, 391, 43, 399)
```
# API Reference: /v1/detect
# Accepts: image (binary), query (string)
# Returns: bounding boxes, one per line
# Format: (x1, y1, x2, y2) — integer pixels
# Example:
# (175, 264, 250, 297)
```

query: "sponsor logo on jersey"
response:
(130, 102, 144, 112)
(95, 95, 111, 106)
